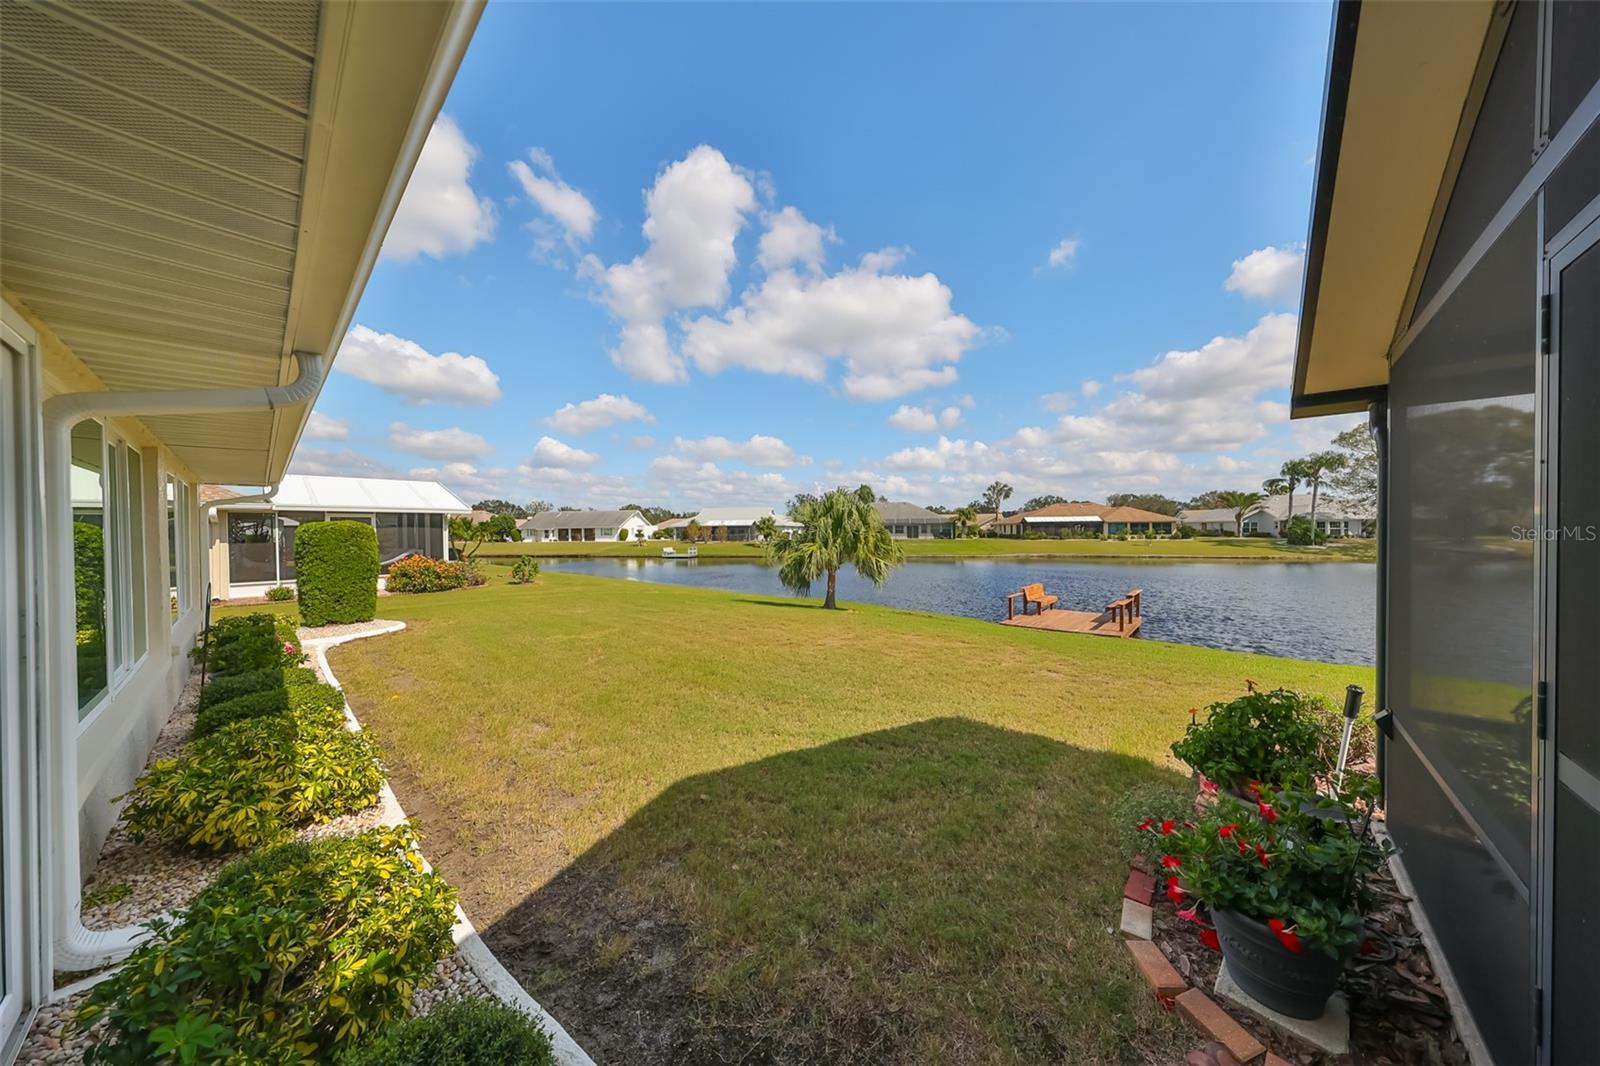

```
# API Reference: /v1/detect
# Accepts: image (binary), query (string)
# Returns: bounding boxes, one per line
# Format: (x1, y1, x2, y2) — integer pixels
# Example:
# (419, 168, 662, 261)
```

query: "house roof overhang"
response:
(1291, 0, 1499, 418)
(0, 0, 482, 481)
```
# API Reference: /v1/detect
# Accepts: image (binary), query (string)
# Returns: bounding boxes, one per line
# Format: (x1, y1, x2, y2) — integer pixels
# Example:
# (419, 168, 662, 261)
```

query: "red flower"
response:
(1166, 876, 1185, 905)
(1255, 843, 1271, 867)
(1160, 819, 1176, 835)
(1245, 780, 1262, 796)
(1235, 838, 1250, 856)
(1217, 823, 1240, 840)
(1136, 817, 1154, 832)
(1268, 918, 1302, 954)
(1198, 775, 1218, 795)
(1177, 907, 1202, 924)
(1160, 855, 1182, 870)
(1199, 928, 1221, 952)
(1257, 801, 1278, 822)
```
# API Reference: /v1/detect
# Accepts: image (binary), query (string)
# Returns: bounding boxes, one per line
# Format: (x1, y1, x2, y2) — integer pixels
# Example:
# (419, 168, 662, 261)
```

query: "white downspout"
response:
(41, 351, 324, 973)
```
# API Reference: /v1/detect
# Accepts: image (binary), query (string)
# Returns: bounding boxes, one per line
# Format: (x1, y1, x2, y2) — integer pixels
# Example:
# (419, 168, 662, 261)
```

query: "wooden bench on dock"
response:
(1005, 582, 1059, 619)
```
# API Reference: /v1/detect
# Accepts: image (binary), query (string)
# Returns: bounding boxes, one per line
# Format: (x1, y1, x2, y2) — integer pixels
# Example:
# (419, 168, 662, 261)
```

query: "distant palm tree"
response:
(1265, 458, 1310, 536)
(768, 488, 903, 610)
(1301, 451, 1348, 544)
(752, 515, 778, 543)
(983, 481, 1013, 524)
(954, 504, 979, 537)
(1217, 490, 1265, 537)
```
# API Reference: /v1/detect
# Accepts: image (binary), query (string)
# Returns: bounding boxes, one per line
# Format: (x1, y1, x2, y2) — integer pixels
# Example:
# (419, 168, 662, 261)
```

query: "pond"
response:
(538, 556, 1379, 665)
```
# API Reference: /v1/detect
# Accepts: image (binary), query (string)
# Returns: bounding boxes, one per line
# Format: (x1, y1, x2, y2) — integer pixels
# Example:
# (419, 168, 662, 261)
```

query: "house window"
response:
(124, 447, 146, 660)
(1243, 520, 1258, 534)
(166, 475, 178, 620)
(70, 420, 107, 713)
(228, 514, 276, 584)
(276, 511, 324, 579)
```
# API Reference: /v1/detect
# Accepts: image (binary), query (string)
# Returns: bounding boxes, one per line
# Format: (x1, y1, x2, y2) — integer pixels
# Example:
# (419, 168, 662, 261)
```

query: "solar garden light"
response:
(1334, 684, 1364, 790)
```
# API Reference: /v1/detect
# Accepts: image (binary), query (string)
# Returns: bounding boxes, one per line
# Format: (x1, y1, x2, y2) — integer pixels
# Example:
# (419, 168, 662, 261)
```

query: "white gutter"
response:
(40, 351, 324, 973)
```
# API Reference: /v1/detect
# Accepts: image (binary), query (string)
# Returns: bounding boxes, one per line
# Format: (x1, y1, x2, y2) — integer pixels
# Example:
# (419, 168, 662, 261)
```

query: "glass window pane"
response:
(227, 513, 276, 584)
(276, 511, 322, 580)
(166, 475, 177, 621)
(71, 420, 107, 713)
(125, 448, 146, 659)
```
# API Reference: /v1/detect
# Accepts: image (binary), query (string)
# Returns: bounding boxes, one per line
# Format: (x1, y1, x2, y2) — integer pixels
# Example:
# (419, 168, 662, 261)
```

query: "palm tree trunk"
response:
(1284, 486, 1295, 537)
(824, 568, 838, 610)
(1308, 481, 1320, 544)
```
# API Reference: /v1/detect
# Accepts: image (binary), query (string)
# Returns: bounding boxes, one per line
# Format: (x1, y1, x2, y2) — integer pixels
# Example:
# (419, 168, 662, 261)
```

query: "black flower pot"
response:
(1212, 908, 1350, 1019)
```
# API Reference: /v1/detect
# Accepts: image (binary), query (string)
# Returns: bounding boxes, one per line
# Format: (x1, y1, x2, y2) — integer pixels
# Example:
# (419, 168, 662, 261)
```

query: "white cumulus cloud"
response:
(888, 404, 962, 432)
(672, 434, 805, 467)
(336, 325, 501, 406)
(1225, 245, 1305, 304)
(587, 146, 757, 383)
(382, 116, 496, 262)
(529, 435, 599, 470)
(682, 249, 981, 401)
(303, 411, 348, 441)
(1042, 237, 1082, 270)
(388, 422, 493, 460)
(757, 206, 833, 273)
(647, 455, 793, 506)
(545, 394, 653, 434)
(508, 147, 598, 247)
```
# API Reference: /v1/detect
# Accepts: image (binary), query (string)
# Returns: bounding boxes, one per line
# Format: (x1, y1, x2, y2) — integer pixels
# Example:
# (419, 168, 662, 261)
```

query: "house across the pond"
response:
(989, 502, 1178, 537)
(205, 475, 470, 601)
(1179, 495, 1374, 537)
(873, 501, 957, 539)
(687, 507, 800, 542)
(518, 509, 654, 543)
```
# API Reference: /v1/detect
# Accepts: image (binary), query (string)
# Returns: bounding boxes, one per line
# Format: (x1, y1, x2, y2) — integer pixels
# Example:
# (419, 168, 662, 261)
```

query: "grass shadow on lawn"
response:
(480, 716, 1191, 1066)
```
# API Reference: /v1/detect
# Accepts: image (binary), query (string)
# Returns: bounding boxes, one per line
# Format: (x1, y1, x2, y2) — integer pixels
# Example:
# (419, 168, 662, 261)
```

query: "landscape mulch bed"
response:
(1146, 851, 1470, 1065)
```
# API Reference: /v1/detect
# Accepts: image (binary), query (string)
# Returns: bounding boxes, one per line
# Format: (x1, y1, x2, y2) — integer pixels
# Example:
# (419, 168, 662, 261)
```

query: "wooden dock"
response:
(1002, 608, 1142, 637)
(1000, 585, 1143, 638)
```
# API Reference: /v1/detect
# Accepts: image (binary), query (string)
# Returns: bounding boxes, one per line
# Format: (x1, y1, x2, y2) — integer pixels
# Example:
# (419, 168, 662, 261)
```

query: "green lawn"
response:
(480, 535, 1375, 563)
(314, 574, 1370, 1064)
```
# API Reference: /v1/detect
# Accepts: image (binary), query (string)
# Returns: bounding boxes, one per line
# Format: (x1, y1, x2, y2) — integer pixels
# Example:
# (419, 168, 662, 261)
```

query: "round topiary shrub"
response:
(342, 998, 555, 1066)
(295, 520, 379, 626)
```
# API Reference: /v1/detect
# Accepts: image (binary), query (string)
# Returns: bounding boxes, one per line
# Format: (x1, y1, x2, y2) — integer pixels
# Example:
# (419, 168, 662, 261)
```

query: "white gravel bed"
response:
(297, 618, 403, 643)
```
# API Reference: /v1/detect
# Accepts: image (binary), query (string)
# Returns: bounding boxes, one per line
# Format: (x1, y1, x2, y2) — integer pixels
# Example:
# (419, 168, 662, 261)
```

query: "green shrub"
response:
(509, 557, 540, 585)
(203, 614, 304, 676)
(296, 521, 379, 626)
(387, 555, 468, 594)
(197, 667, 318, 711)
(1170, 687, 1330, 792)
(80, 826, 458, 1065)
(1284, 516, 1328, 546)
(342, 998, 554, 1066)
(266, 585, 295, 601)
(122, 708, 383, 851)
(193, 687, 289, 738)
(1113, 782, 1194, 867)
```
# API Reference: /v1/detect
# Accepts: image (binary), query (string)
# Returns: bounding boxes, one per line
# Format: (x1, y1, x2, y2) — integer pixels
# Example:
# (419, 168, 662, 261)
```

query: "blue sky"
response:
(292, 1, 1359, 510)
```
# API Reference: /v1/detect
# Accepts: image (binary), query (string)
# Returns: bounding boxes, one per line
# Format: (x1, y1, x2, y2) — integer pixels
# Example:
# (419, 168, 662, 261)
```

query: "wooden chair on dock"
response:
(1103, 587, 1143, 632)
(1005, 582, 1059, 619)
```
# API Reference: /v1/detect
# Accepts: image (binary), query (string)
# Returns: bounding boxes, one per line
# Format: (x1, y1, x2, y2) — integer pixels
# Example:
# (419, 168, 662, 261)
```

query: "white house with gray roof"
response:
(519, 509, 655, 543)
(873, 501, 957, 539)
(1180, 494, 1374, 537)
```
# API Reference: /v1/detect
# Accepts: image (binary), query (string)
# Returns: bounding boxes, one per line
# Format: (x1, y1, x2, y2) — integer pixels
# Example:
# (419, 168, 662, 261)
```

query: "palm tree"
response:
(954, 504, 979, 537)
(767, 488, 903, 610)
(982, 480, 1013, 524)
(1266, 458, 1310, 536)
(1217, 490, 1265, 537)
(752, 515, 778, 543)
(1301, 451, 1348, 544)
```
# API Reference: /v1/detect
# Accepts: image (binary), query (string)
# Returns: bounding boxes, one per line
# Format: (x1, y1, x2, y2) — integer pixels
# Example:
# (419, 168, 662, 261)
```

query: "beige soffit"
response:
(1292, 0, 1496, 416)
(0, 0, 481, 483)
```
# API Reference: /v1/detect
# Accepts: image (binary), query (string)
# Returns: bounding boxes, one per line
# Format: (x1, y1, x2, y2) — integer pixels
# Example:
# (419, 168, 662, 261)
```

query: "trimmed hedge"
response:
(193, 682, 346, 739)
(295, 520, 378, 626)
(342, 998, 554, 1066)
(197, 666, 319, 712)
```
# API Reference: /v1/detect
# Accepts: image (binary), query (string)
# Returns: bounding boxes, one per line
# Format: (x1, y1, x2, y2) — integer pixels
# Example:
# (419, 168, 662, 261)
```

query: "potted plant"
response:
(1170, 686, 1329, 800)
(1142, 774, 1390, 1019)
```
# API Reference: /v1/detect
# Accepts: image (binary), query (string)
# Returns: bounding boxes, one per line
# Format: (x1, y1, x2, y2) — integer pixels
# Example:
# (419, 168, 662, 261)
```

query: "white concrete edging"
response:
(307, 624, 595, 1066)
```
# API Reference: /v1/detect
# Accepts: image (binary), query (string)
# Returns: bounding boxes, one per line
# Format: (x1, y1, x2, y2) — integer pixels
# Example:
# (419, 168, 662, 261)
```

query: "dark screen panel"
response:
(227, 513, 275, 584)
(1417, 1, 1538, 313)
(1390, 205, 1538, 880)
(1550, 784, 1600, 1063)
(1549, 2, 1600, 140)
(1545, 117, 1600, 241)
(1557, 240, 1600, 778)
